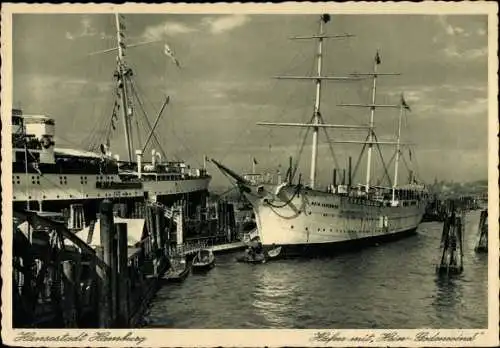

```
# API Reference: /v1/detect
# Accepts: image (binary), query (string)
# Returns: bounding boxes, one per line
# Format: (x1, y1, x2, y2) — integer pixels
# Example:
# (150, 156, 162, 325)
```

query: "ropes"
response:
(372, 133, 393, 187)
(265, 184, 302, 209)
(129, 79, 168, 159)
(220, 42, 314, 165)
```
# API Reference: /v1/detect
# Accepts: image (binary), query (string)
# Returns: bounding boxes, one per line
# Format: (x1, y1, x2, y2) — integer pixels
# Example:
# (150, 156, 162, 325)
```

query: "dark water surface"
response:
(145, 210, 488, 329)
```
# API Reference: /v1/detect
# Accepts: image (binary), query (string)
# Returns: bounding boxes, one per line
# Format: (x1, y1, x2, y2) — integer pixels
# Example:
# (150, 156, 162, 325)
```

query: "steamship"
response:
(213, 14, 429, 256)
(12, 14, 210, 227)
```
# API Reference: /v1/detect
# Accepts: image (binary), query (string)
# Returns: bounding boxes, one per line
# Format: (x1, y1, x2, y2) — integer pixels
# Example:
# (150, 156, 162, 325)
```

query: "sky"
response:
(11, 12, 490, 189)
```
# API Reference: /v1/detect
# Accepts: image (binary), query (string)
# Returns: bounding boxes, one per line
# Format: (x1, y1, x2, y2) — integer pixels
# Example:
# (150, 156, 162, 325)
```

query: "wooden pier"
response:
(13, 199, 171, 328)
(12, 196, 244, 328)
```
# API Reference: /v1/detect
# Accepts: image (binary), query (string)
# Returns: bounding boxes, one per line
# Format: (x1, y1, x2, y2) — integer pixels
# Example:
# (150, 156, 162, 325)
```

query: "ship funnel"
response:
(151, 149, 156, 166)
(136, 150, 143, 179)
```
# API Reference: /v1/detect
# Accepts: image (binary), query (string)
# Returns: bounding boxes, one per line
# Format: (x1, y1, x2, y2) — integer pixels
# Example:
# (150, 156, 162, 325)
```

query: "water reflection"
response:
(251, 264, 300, 327)
(432, 275, 464, 324)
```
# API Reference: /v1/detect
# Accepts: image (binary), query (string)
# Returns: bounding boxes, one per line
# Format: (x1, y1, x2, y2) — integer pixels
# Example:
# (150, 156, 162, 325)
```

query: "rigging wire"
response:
(375, 150, 397, 185)
(168, 107, 203, 167)
(372, 133, 393, 186)
(351, 133, 370, 181)
(290, 114, 313, 181)
(129, 79, 168, 159)
(219, 42, 314, 166)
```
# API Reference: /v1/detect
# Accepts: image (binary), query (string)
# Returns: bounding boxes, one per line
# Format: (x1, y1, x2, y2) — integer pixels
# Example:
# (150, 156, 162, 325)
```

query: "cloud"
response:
(202, 15, 250, 34)
(444, 97, 488, 116)
(437, 16, 463, 36)
(443, 45, 487, 60)
(477, 28, 487, 36)
(142, 21, 197, 40)
(65, 15, 98, 40)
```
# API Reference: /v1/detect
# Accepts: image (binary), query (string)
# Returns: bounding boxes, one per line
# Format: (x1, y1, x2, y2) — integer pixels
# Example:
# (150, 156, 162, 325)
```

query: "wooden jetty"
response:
(12, 194, 246, 328)
(13, 199, 171, 328)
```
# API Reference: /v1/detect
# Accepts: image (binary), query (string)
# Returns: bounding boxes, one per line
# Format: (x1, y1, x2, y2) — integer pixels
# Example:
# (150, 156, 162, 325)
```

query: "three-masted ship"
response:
(213, 14, 429, 256)
(12, 14, 211, 227)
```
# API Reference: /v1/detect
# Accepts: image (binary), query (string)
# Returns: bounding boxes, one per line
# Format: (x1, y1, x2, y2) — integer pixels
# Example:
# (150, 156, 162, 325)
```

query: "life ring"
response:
(40, 136, 53, 149)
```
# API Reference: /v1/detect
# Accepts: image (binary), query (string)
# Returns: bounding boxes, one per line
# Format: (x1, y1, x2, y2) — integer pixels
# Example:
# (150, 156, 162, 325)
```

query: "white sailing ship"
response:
(213, 14, 429, 256)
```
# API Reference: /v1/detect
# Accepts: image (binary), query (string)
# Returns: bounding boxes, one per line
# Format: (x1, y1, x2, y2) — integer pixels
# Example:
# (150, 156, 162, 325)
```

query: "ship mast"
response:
(392, 95, 410, 203)
(310, 17, 325, 189)
(256, 14, 362, 190)
(337, 52, 402, 189)
(365, 52, 379, 192)
(115, 13, 134, 162)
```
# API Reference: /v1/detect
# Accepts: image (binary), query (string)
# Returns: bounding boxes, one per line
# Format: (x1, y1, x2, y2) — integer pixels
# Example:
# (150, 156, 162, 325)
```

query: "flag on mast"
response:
(375, 50, 381, 65)
(401, 94, 411, 111)
(253, 157, 258, 165)
(164, 43, 181, 68)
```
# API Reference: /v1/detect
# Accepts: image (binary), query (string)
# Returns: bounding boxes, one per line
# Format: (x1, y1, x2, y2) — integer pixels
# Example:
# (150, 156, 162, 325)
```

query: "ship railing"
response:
(169, 240, 209, 257)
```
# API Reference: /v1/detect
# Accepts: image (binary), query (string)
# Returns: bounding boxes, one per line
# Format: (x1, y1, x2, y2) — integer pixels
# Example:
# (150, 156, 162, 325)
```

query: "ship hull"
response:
(245, 185, 426, 257)
(262, 227, 417, 257)
(12, 172, 210, 202)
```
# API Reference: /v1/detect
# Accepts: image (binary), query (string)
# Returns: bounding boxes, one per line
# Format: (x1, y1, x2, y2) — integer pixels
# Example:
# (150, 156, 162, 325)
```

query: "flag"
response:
(401, 94, 411, 111)
(164, 43, 181, 68)
(253, 158, 258, 165)
(375, 50, 381, 65)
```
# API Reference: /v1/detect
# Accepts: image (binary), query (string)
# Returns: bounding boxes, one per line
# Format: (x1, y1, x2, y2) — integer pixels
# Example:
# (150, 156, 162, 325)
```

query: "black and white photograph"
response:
(1, 2, 498, 347)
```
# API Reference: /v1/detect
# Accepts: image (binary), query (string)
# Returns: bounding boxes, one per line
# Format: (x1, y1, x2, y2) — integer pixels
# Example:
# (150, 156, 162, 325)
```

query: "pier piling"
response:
(116, 222, 130, 327)
(474, 209, 488, 253)
(436, 209, 464, 276)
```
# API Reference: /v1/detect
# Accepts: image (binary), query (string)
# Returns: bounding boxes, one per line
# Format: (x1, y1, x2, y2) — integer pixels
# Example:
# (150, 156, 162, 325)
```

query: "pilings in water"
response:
(436, 209, 465, 276)
(217, 201, 236, 242)
(424, 195, 481, 222)
(474, 209, 488, 253)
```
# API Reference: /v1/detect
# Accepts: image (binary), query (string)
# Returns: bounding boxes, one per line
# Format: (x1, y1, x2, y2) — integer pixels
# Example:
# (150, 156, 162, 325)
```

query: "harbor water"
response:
(144, 210, 488, 329)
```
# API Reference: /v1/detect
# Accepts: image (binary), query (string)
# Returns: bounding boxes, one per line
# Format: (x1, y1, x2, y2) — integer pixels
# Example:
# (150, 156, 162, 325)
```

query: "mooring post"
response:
(62, 260, 77, 327)
(149, 205, 159, 252)
(95, 246, 109, 327)
(436, 207, 464, 276)
(156, 205, 164, 252)
(99, 199, 115, 326)
(475, 209, 488, 253)
(116, 222, 130, 327)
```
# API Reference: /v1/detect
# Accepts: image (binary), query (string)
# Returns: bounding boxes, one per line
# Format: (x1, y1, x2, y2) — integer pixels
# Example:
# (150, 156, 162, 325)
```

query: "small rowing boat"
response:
(162, 256, 190, 283)
(192, 249, 216, 272)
